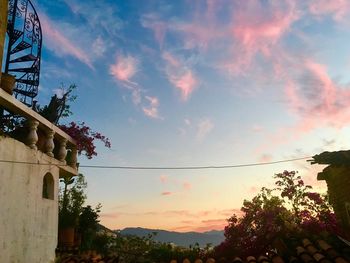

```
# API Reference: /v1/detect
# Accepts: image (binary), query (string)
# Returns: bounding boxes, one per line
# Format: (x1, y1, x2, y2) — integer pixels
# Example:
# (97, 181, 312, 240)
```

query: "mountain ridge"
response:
(117, 227, 225, 247)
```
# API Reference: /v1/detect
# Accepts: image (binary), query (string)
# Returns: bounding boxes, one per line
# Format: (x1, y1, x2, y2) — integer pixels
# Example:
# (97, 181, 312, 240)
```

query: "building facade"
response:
(0, 0, 79, 261)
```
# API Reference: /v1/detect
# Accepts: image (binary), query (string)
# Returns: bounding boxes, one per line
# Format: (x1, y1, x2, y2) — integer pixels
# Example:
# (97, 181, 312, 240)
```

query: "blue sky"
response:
(29, 0, 350, 231)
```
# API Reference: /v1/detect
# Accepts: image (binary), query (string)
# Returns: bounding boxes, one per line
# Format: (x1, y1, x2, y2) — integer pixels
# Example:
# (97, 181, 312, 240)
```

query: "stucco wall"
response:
(323, 165, 350, 235)
(0, 136, 59, 263)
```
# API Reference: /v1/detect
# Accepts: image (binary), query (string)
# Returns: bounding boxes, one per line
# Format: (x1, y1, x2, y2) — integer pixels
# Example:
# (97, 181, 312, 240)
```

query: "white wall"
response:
(0, 136, 59, 263)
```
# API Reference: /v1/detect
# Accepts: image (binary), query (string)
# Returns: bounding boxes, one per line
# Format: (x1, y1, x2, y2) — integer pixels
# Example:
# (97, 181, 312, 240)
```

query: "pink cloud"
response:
(162, 51, 181, 67)
(160, 175, 168, 184)
(285, 60, 350, 135)
(142, 96, 161, 119)
(256, 53, 350, 154)
(39, 13, 93, 69)
(109, 54, 162, 119)
(172, 218, 228, 233)
(161, 191, 173, 196)
(141, 14, 167, 48)
(259, 154, 273, 162)
(109, 54, 139, 83)
(100, 212, 120, 219)
(156, 1, 297, 78)
(309, 0, 350, 22)
(170, 71, 197, 101)
(183, 182, 192, 190)
(221, 1, 298, 74)
(218, 209, 243, 217)
(109, 54, 142, 106)
(162, 51, 198, 101)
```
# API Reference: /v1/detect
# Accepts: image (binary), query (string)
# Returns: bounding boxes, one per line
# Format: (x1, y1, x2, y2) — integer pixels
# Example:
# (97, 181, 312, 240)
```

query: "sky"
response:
(26, 0, 350, 232)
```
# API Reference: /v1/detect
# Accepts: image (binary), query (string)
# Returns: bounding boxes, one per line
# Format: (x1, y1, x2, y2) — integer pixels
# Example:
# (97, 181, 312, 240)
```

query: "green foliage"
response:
(59, 174, 87, 228)
(92, 233, 113, 256)
(79, 204, 102, 250)
(105, 232, 204, 263)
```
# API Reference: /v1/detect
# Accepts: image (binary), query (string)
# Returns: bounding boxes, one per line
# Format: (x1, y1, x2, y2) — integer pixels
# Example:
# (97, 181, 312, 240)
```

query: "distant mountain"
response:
(118, 227, 225, 247)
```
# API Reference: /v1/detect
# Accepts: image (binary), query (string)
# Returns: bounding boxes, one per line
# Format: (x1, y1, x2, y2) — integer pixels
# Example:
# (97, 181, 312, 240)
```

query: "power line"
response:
(0, 156, 311, 170)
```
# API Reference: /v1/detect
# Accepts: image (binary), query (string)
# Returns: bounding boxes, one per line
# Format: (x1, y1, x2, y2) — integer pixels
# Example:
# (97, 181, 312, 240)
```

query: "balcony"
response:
(0, 86, 78, 176)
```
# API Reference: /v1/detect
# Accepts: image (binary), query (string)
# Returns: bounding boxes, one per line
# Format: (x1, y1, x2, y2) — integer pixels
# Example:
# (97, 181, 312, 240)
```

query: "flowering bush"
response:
(35, 84, 111, 159)
(215, 170, 342, 259)
(60, 122, 111, 159)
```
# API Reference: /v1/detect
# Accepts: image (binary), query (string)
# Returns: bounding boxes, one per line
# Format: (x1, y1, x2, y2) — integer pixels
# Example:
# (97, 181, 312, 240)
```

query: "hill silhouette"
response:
(118, 227, 224, 247)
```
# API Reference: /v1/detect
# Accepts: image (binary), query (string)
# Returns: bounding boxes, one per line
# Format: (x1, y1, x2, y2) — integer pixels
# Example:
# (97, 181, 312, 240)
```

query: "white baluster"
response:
(57, 138, 67, 163)
(27, 120, 39, 150)
(45, 129, 55, 157)
(70, 147, 78, 169)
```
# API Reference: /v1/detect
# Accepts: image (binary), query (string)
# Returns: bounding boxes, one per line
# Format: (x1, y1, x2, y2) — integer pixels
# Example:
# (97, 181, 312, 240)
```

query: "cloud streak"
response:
(39, 13, 93, 69)
(143, 96, 161, 119)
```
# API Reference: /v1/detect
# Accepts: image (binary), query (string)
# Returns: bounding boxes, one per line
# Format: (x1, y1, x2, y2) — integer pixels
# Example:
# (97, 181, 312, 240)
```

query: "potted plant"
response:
(1, 73, 16, 95)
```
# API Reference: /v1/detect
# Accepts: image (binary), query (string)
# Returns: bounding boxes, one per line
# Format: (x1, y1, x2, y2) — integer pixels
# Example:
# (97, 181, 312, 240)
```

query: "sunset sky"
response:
(32, 0, 350, 232)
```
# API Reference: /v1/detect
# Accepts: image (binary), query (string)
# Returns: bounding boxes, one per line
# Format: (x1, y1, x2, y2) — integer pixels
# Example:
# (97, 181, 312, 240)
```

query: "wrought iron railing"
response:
(5, 0, 42, 107)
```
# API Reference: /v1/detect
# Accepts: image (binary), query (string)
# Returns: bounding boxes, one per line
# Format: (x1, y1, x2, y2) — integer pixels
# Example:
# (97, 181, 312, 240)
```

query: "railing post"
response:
(70, 147, 78, 169)
(45, 129, 55, 157)
(0, 0, 8, 80)
(57, 138, 67, 163)
(27, 120, 39, 150)
(72, 146, 78, 169)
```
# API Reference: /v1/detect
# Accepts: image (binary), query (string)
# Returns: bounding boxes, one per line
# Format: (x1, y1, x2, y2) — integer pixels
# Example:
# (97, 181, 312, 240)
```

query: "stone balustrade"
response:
(0, 88, 78, 171)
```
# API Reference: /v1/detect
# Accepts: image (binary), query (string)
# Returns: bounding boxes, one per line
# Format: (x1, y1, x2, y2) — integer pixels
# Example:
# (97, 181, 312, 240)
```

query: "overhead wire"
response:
(0, 156, 312, 170)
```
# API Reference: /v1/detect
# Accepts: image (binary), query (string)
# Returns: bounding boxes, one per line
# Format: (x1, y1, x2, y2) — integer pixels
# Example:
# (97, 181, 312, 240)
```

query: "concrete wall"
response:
(323, 166, 350, 235)
(0, 136, 59, 263)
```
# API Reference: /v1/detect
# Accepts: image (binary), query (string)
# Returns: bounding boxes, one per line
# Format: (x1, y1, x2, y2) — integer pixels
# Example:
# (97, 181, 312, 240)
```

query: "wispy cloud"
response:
(92, 36, 107, 57)
(308, 0, 350, 22)
(170, 71, 197, 101)
(183, 182, 192, 190)
(160, 174, 169, 184)
(285, 60, 350, 135)
(141, 13, 167, 48)
(161, 191, 173, 196)
(142, 96, 162, 119)
(39, 13, 93, 69)
(162, 51, 198, 101)
(252, 125, 264, 132)
(100, 212, 120, 219)
(259, 154, 273, 162)
(110, 54, 139, 83)
(109, 53, 142, 105)
(110, 54, 162, 119)
(196, 118, 214, 141)
(63, 0, 123, 36)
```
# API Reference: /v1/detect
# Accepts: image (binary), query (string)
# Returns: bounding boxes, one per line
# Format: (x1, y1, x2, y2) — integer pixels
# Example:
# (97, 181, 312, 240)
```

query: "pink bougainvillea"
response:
(60, 122, 111, 159)
(215, 170, 342, 259)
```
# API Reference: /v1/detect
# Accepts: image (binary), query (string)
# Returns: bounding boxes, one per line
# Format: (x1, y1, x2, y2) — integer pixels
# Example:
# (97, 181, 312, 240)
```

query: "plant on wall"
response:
(35, 84, 111, 159)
